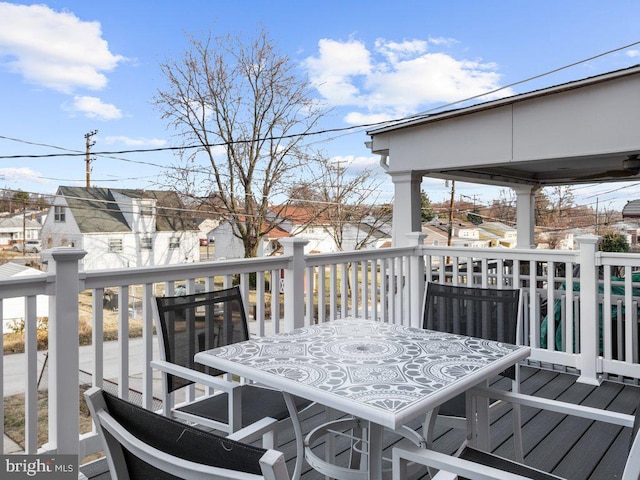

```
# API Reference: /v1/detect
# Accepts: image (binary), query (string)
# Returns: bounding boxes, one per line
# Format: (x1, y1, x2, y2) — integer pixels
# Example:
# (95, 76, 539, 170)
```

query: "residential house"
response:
(198, 218, 220, 243)
(611, 220, 640, 251)
(421, 223, 448, 247)
(341, 220, 392, 251)
(622, 199, 640, 219)
(476, 221, 518, 248)
(212, 206, 393, 259)
(212, 219, 290, 260)
(279, 206, 391, 253)
(426, 220, 489, 248)
(536, 227, 577, 250)
(41, 187, 201, 270)
(0, 213, 42, 247)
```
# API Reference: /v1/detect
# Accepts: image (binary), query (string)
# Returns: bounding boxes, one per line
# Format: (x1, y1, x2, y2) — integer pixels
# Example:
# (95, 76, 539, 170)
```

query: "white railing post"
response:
(407, 232, 427, 328)
(44, 247, 87, 455)
(280, 238, 308, 332)
(576, 235, 602, 385)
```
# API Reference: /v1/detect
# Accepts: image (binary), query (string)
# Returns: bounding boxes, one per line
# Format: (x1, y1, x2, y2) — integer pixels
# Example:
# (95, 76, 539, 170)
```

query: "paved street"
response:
(3, 337, 161, 398)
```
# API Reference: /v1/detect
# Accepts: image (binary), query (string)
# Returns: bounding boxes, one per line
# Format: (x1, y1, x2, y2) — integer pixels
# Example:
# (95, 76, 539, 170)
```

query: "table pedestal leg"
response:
(368, 423, 383, 480)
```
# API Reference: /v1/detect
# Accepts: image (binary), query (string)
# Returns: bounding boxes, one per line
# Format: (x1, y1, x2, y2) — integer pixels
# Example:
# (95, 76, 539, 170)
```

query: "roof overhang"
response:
(368, 65, 640, 188)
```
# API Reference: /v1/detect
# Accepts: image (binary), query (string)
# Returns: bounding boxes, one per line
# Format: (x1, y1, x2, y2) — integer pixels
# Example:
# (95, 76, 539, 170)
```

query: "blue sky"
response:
(0, 0, 639, 212)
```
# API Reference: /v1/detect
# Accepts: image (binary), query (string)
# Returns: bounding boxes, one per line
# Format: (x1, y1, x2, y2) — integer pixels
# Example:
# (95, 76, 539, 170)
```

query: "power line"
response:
(0, 187, 394, 224)
(1, 41, 639, 161)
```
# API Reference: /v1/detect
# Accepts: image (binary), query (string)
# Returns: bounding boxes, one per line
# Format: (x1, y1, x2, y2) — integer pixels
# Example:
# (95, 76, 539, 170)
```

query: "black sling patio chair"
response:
(422, 282, 524, 462)
(151, 286, 312, 446)
(84, 386, 290, 480)
(393, 387, 640, 480)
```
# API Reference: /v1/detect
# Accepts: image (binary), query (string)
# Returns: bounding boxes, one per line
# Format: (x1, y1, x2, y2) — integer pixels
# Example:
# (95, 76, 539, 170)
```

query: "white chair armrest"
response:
(392, 445, 531, 480)
(150, 360, 237, 392)
(471, 386, 635, 428)
(227, 417, 279, 444)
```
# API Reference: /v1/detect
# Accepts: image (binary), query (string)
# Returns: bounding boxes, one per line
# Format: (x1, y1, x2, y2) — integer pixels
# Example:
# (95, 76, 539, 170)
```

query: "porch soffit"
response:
(368, 65, 640, 188)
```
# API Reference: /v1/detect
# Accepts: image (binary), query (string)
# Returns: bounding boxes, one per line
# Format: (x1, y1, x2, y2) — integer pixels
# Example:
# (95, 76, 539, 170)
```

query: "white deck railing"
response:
(1, 235, 639, 461)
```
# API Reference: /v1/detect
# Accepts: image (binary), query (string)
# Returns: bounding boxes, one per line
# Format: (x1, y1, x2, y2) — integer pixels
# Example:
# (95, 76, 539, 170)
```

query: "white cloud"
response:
(69, 96, 122, 120)
(0, 2, 125, 93)
(427, 36, 459, 47)
(344, 111, 395, 125)
(331, 155, 378, 170)
(103, 136, 167, 147)
(302, 38, 372, 106)
(0, 167, 49, 184)
(304, 37, 512, 124)
(374, 38, 428, 64)
(626, 49, 640, 58)
(210, 145, 228, 157)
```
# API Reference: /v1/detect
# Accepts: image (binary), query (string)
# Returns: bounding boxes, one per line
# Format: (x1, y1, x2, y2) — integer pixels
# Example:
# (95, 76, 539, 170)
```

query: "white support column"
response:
(407, 232, 427, 328)
(576, 235, 602, 386)
(514, 186, 537, 249)
(45, 247, 87, 455)
(280, 238, 309, 332)
(391, 171, 422, 247)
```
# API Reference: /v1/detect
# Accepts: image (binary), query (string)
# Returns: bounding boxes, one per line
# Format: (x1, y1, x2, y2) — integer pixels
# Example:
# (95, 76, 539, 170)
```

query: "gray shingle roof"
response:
(0, 216, 41, 229)
(57, 186, 199, 233)
(622, 199, 640, 218)
(59, 186, 129, 233)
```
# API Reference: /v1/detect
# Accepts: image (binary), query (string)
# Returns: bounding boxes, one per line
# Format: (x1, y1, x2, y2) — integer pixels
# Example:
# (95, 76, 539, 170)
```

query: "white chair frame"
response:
(394, 386, 640, 480)
(85, 386, 291, 480)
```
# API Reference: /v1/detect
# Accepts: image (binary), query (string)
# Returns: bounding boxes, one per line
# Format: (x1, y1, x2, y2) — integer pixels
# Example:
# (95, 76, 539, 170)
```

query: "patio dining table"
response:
(195, 318, 530, 480)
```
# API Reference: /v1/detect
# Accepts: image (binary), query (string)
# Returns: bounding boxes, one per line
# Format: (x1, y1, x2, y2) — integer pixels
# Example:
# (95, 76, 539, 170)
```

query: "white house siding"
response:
(342, 224, 389, 252)
(111, 192, 156, 234)
(212, 222, 246, 260)
(40, 201, 82, 249)
(291, 226, 338, 254)
(81, 232, 199, 270)
(459, 228, 481, 240)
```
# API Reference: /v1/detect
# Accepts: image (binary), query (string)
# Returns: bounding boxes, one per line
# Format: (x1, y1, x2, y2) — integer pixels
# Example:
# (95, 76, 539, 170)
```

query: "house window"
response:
(109, 238, 123, 253)
(54, 206, 65, 222)
(140, 201, 153, 216)
(140, 236, 153, 250)
(169, 236, 180, 249)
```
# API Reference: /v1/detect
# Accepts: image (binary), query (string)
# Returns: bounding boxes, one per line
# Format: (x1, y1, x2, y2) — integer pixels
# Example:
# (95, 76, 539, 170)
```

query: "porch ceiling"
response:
(367, 65, 640, 189)
(423, 152, 640, 187)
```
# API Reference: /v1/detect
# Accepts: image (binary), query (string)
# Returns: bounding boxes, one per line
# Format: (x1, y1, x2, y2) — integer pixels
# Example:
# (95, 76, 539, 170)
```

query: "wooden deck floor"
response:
(80, 365, 640, 480)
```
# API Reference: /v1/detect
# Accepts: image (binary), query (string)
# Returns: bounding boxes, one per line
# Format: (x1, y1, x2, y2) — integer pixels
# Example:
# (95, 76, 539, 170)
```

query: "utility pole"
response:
(84, 130, 98, 187)
(22, 201, 26, 257)
(595, 197, 599, 235)
(447, 180, 456, 247)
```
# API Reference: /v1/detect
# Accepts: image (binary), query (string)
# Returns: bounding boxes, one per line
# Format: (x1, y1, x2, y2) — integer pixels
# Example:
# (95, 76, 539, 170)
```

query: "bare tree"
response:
(549, 186, 575, 220)
(487, 189, 516, 224)
(154, 28, 326, 257)
(291, 157, 390, 251)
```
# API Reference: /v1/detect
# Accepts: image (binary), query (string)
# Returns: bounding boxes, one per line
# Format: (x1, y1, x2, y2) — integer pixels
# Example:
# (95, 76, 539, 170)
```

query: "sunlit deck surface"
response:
(80, 365, 640, 480)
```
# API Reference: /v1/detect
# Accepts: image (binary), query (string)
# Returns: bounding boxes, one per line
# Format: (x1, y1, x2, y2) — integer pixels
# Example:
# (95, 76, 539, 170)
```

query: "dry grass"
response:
(3, 290, 143, 354)
(3, 386, 96, 460)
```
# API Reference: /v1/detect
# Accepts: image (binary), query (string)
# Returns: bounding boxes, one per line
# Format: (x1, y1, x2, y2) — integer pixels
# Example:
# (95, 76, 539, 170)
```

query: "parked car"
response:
(13, 240, 42, 253)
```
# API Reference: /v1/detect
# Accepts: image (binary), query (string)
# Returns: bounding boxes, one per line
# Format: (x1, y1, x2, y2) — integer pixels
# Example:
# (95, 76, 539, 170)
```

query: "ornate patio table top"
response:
(195, 318, 530, 430)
